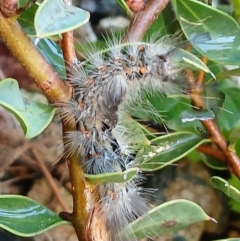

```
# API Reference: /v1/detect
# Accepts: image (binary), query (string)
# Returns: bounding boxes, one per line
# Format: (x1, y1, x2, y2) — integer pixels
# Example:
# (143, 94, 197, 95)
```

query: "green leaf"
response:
(18, 3, 38, 36)
(172, 0, 240, 64)
(227, 175, 240, 213)
(0, 195, 69, 237)
(17, 0, 30, 9)
(201, 154, 228, 170)
(36, 38, 66, 79)
(116, 0, 134, 18)
(229, 126, 240, 155)
(115, 116, 151, 152)
(217, 79, 240, 138)
(124, 199, 214, 239)
(234, 138, 240, 157)
(136, 132, 210, 171)
(172, 48, 213, 75)
(84, 167, 139, 184)
(0, 78, 55, 139)
(138, 123, 157, 140)
(34, 0, 90, 38)
(212, 176, 240, 201)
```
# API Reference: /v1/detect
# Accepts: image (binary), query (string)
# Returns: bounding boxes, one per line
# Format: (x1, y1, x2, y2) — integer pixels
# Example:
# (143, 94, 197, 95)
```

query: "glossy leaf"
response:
(84, 167, 139, 184)
(34, 0, 90, 38)
(217, 79, 240, 139)
(234, 138, 240, 157)
(18, 3, 38, 36)
(124, 199, 214, 239)
(201, 154, 228, 170)
(136, 132, 210, 171)
(0, 195, 69, 237)
(0, 79, 55, 139)
(227, 175, 240, 213)
(116, 0, 133, 17)
(17, 0, 30, 9)
(172, 0, 240, 64)
(212, 176, 240, 201)
(36, 38, 66, 79)
(171, 48, 214, 75)
(18, 4, 66, 78)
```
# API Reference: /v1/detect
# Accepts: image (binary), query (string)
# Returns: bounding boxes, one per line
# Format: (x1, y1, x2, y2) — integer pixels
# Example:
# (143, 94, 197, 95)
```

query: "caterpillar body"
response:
(59, 34, 212, 241)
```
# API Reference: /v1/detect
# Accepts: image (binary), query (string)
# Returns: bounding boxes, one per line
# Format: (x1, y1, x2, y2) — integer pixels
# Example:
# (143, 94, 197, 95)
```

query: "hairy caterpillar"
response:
(59, 33, 213, 241)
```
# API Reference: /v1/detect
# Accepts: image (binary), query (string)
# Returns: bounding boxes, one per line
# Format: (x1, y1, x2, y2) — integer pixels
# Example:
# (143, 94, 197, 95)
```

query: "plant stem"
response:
(60, 24, 90, 240)
(123, 0, 170, 42)
(186, 69, 240, 179)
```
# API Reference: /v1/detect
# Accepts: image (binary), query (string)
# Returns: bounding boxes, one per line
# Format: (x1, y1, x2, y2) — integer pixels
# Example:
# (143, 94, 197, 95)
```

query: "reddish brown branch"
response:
(125, 0, 145, 13)
(186, 68, 240, 179)
(123, 0, 170, 42)
(60, 2, 89, 240)
(0, 0, 18, 17)
(62, 120, 88, 241)
(61, 31, 77, 66)
(197, 145, 226, 163)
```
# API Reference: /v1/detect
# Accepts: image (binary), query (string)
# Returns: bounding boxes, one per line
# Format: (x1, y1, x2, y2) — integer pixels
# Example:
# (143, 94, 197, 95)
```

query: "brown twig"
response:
(208, 0, 212, 6)
(0, 12, 71, 103)
(61, 30, 77, 68)
(60, 2, 89, 240)
(62, 120, 88, 241)
(123, 0, 170, 42)
(197, 145, 226, 163)
(0, 0, 18, 17)
(186, 63, 240, 178)
(32, 147, 71, 212)
(2, 173, 37, 185)
(125, 0, 145, 13)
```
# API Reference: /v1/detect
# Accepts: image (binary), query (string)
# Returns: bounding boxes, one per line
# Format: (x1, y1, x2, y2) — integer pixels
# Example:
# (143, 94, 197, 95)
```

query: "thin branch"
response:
(123, 0, 170, 42)
(61, 31, 77, 67)
(62, 120, 88, 241)
(60, 2, 89, 240)
(186, 68, 240, 179)
(32, 147, 71, 213)
(197, 145, 226, 163)
(0, 12, 71, 103)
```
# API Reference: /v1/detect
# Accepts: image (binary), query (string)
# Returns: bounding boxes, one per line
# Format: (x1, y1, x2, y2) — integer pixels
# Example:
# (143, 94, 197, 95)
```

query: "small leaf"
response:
(34, 0, 90, 38)
(84, 167, 139, 184)
(0, 79, 55, 139)
(124, 199, 214, 239)
(170, 48, 213, 74)
(17, 0, 30, 9)
(212, 176, 240, 201)
(201, 154, 228, 170)
(116, 0, 134, 18)
(136, 132, 210, 171)
(227, 175, 240, 213)
(0, 195, 69, 237)
(172, 0, 240, 64)
(114, 116, 151, 152)
(229, 126, 240, 144)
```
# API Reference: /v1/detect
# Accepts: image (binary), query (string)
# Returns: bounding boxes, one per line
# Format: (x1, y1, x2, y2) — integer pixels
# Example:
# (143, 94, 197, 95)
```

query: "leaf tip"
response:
(209, 217, 218, 223)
